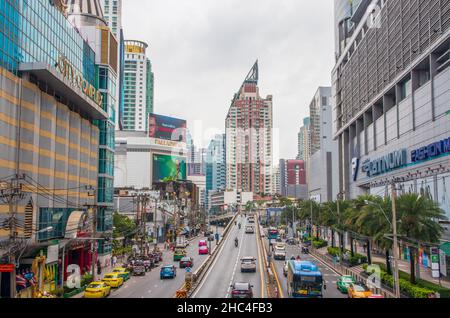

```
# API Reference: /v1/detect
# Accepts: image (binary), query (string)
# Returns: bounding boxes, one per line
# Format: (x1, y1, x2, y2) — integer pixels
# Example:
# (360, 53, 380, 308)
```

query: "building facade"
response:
(308, 87, 339, 203)
(332, 0, 450, 221)
(0, 0, 111, 297)
(67, 0, 117, 259)
(205, 134, 226, 212)
(101, 0, 121, 39)
(297, 117, 311, 161)
(279, 159, 308, 199)
(123, 40, 154, 132)
(225, 61, 273, 195)
(272, 165, 281, 195)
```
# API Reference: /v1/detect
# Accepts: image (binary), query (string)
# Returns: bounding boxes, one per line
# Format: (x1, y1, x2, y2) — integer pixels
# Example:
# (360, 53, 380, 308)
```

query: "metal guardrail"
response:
(309, 248, 397, 298)
(173, 213, 239, 298)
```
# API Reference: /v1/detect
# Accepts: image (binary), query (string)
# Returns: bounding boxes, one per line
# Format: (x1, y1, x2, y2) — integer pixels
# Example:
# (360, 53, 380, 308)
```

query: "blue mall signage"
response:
(361, 149, 408, 177)
(411, 137, 450, 163)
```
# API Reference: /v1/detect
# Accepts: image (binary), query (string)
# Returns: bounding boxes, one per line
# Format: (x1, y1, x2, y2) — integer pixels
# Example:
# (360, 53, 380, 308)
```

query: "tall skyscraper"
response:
(206, 134, 226, 211)
(297, 117, 311, 161)
(307, 87, 339, 203)
(332, 0, 450, 228)
(225, 61, 273, 195)
(101, 0, 124, 131)
(279, 159, 308, 199)
(101, 0, 122, 39)
(68, 0, 118, 259)
(123, 40, 154, 131)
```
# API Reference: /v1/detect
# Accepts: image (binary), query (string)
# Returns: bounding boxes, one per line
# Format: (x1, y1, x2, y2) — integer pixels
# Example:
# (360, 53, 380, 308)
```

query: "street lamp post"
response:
(365, 196, 400, 298)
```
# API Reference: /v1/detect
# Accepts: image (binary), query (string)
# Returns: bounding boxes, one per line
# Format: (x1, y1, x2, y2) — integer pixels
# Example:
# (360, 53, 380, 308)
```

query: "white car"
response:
(245, 226, 255, 234)
(240, 256, 257, 272)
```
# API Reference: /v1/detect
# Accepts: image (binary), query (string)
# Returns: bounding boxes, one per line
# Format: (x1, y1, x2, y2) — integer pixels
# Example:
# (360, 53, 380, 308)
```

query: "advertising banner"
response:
(152, 154, 187, 182)
(148, 113, 186, 142)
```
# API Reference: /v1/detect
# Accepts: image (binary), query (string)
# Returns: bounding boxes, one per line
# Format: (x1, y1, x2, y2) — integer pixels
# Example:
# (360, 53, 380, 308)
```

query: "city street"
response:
(193, 215, 266, 298)
(265, 233, 346, 298)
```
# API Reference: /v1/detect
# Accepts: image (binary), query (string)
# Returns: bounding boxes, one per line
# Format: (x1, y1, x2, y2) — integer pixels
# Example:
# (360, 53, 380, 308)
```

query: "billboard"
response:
(148, 113, 186, 142)
(152, 154, 187, 183)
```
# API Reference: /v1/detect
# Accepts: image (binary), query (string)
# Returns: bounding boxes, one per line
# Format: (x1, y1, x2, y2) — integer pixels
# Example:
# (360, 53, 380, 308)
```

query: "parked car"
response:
(179, 256, 194, 268)
(112, 267, 130, 281)
(240, 257, 257, 272)
(84, 282, 110, 298)
(102, 273, 124, 288)
(337, 275, 356, 293)
(347, 283, 373, 298)
(131, 260, 146, 276)
(160, 265, 177, 279)
(230, 282, 254, 298)
(199, 245, 209, 255)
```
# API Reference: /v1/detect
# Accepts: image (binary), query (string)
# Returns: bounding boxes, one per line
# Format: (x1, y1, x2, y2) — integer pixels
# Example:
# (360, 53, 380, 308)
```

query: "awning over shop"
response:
(440, 242, 450, 256)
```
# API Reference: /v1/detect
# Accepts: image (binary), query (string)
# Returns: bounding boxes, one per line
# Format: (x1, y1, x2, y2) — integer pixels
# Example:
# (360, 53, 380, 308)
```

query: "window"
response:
(399, 78, 411, 102)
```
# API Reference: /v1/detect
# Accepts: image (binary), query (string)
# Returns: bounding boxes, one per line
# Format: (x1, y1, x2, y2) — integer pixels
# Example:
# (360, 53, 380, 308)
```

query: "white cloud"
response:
(123, 0, 335, 159)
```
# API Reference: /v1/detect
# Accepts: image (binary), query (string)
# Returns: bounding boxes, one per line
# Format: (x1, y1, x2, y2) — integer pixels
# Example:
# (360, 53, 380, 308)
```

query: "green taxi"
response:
(173, 248, 187, 261)
(337, 275, 356, 293)
(112, 267, 131, 281)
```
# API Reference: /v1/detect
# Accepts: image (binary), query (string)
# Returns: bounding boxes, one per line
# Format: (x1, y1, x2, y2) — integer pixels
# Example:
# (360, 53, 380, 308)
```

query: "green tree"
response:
(113, 212, 137, 239)
(396, 193, 447, 284)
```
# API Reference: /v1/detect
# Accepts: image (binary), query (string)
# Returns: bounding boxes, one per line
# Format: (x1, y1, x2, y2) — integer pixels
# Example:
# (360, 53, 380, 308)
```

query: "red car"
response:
(179, 257, 194, 268)
(230, 282, 254, 298)
(199, 240, 207, 247)
(199, 246, 209, 255)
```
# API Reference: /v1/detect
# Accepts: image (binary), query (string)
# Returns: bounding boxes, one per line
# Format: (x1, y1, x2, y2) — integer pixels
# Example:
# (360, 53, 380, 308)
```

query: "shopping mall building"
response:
(333, 0, 450, 275)
(0, 0, 116, 297)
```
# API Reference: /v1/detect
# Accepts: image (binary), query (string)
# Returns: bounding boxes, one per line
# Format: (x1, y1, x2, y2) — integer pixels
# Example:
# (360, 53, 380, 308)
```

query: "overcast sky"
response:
(123, 0, 335, 161)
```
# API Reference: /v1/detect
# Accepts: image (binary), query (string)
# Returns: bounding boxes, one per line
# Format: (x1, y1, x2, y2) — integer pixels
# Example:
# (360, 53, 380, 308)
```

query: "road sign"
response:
(0, 264, 15, 272)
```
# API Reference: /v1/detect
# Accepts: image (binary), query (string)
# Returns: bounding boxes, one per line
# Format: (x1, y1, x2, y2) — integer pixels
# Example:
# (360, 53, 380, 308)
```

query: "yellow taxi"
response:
(112, 267, 130, 281)
(347, 282, 373, 298)
(102, 273, 124, 288)
(83, 281, 111, 298)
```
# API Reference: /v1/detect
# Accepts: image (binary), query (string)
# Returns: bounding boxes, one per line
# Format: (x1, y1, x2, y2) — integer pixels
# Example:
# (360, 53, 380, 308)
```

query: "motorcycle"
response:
(235, 239, 239, 247)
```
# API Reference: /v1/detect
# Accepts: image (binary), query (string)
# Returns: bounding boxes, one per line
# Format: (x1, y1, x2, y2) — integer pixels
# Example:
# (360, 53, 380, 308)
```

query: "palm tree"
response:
(352, 195, 393, 273)
(320, 201, 338, 247)
(396, 193, 447, 284)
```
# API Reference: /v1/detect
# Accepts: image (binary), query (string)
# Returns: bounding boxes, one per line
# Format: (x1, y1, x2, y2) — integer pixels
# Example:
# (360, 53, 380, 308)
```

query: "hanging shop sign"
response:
(361, 149, 407, 177)
(0, 263, 15, 272)
(56, 55, 103, 106)
(411, 137, 450, 163)
(430, 247, 440, 278)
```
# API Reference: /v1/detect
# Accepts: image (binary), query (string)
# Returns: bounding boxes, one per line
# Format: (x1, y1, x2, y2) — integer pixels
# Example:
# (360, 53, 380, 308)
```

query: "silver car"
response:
(245, 226, 254, 234)
(240, 257, 257, 272)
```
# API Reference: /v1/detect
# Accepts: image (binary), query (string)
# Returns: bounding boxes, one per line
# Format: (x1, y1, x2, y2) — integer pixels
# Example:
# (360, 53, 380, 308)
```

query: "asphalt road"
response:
(265, 229, 346, 299)
(107, 228, 224, 298)
(193, 215, 266, 298)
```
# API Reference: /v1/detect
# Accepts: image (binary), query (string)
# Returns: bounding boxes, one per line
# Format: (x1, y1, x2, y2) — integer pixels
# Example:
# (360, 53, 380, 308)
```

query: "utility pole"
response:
(1, 174, 25, 298)
(391, 181, 401, 298)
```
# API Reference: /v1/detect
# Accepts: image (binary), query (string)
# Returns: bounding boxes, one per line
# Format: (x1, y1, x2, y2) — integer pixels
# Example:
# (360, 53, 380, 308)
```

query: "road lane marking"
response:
(271, 261, 284, 298)
(225, 221, 246, 298)
(191, 223, 236, 298)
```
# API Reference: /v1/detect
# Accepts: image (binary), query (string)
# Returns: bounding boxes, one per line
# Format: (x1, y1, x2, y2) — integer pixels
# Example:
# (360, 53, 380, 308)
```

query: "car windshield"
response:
(104, 274, 115, 279)
(242, 259, 254, 263)
(234, 283, 250, 291)
(88, 283, 103, 289)
(353, 284, 368, 292)
(181, 257, 190, 261)
(162, 266, 173, 271)
(342, 277, 354, 283)
(113, 269, 123, 272)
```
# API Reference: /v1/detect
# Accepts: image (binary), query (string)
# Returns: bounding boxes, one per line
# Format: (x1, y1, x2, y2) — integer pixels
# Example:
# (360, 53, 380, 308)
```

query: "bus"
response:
(286, 260, 325, 298)
(268, 227, 279, 240)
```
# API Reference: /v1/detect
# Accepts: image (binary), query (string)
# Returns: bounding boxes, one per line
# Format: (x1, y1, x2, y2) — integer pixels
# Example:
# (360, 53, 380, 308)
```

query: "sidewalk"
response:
(315, 245, 450, 289)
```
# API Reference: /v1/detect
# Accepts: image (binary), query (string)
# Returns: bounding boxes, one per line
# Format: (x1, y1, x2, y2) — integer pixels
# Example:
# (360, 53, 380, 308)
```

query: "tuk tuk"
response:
(173, 248, 187, 261)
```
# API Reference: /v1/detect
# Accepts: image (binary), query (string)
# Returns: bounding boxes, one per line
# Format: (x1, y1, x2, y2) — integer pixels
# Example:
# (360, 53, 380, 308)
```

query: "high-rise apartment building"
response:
(297, 117, 311, 161)
(101, 0, 121, 39)
(225, 61, 273, 195)
(332, 0, 450, 226)
(279, 159, 308, 199)
(123, 40, 154, 131)
(308, 87, 339, 203)
(272, 165, 281, 195)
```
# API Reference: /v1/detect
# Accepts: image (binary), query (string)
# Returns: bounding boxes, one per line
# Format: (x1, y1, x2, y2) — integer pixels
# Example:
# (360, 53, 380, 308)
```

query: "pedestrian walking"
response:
(112, 255, 117, 268)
